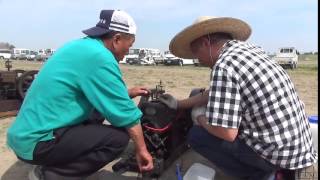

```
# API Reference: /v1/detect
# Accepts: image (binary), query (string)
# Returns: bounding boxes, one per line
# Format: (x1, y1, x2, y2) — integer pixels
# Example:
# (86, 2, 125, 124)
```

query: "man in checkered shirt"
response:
(159, 16, 318, 179)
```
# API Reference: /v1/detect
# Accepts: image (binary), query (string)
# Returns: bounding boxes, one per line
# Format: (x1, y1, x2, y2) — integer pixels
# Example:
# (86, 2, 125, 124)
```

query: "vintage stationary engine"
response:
(112, 81, 203, 178)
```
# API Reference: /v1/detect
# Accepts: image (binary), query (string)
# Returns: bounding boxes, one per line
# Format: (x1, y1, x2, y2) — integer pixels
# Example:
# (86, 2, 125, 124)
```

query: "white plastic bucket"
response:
(183, 163, 216, 180)
(308, 115, 318, 152)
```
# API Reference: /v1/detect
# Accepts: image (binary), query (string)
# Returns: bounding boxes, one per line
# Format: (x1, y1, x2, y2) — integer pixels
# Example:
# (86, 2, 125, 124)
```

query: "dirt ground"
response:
(0, 56, 318, 179)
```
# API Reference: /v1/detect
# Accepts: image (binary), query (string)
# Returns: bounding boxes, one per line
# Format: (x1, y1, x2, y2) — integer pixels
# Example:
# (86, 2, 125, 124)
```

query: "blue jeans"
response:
(187, 126, 277, 180)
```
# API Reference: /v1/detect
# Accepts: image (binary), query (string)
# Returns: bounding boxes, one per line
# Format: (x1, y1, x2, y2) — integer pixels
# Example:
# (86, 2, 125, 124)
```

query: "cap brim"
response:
(169, 17, 252, 59)
(82, 26, 111, 37)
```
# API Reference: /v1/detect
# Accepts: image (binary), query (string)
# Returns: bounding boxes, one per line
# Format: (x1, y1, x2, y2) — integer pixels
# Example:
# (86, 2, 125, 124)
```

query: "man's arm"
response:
(128, 86, 149, 98)
(126, 123, 153, 171)
(177, 90, 209, 109)
(197, 115, 238, 142)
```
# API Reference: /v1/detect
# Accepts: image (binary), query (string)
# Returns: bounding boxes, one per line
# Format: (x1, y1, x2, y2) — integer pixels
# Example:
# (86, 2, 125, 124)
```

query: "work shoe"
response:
(294, 164, 318, 180)
(28, 165, 44, 180)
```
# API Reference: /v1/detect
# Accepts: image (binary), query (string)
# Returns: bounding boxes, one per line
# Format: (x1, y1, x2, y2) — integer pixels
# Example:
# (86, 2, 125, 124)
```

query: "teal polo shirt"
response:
(7, 37, 142, 160)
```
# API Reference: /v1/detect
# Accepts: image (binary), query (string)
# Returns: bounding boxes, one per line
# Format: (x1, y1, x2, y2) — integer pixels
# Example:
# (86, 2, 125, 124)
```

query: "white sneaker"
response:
(28, 165, 44, 180)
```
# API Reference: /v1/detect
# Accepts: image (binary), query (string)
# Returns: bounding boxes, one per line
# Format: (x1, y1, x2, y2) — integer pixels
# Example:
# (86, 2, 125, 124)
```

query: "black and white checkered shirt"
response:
(206, 40, 318, 169)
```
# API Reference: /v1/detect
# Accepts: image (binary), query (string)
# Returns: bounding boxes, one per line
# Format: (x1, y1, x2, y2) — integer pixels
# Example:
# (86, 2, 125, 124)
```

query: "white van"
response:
(0, 49, 12, 60)
(13, 48, 30, 60)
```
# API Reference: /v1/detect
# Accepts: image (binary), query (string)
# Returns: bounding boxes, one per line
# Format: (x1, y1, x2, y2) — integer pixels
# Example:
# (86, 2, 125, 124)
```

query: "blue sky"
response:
(0, 0, 318, 53)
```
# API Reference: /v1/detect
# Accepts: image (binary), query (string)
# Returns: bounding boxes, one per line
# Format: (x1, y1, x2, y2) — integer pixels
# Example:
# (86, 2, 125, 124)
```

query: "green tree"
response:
(0, 42, 15, 50)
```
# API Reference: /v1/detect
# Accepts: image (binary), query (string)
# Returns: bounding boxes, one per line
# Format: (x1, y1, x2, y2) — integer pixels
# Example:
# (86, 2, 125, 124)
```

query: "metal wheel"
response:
(17, 70, 38, 99)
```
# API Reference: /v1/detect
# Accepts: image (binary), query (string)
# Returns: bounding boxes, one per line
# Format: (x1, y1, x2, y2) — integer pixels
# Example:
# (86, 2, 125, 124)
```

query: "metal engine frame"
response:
(112, 81, 202, 178)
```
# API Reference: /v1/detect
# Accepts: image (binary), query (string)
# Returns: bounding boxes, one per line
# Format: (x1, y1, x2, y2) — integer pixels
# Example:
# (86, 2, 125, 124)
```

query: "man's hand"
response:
(126, 124, 154, 172)
(191, 105, 206, 125)
(135, 148, 154, 172)
(128, 87, 150, 98)
(158, 94, 178, 110)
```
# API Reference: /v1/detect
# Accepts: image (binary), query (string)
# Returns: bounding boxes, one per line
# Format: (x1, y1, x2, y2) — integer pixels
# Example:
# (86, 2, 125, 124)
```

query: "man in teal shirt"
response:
(7, 9, 153, 180)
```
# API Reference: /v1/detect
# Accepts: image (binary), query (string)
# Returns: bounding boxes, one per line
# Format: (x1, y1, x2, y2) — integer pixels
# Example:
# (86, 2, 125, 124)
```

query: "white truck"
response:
(126, 48, 159, 65)
(138, 48, 163, 65)
(121, 48, 140, 64)
(149, 48, 164, 65)
(273, 47, 299, 69)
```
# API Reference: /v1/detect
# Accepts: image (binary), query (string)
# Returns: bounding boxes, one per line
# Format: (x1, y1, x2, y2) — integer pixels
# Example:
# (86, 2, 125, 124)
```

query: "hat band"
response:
(110, 22, 129, 32)
(109, 26, 129, 33)
(111, 21, 129, 28)
(95, 23, 129, 33)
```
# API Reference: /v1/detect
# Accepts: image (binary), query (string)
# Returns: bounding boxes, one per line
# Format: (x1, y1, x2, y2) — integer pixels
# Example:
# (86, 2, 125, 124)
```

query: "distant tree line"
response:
(0, 42, 15, 50)
(303, 51, 318, 55)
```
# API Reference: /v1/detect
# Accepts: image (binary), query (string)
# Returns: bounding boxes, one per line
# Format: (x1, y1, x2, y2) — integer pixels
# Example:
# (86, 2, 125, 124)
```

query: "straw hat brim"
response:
(169, 17, 252, 59)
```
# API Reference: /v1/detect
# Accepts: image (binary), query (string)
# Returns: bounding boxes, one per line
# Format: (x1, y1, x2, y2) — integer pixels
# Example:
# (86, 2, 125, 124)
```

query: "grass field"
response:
(1, 54, 318, 114)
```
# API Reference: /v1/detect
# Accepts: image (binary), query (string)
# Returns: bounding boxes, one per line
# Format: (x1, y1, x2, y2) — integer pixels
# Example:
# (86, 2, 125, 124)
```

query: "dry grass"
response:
(121, 65, 210, 99)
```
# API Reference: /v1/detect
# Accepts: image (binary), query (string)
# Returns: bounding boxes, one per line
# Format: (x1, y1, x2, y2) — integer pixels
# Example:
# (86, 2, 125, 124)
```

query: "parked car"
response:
(36, 49, 47, 61)
(26, 50, 38, 61)
(0, 49, 12, 60)
(273, 47, 299, 69)
(36, 48, 55, 61)
(163, 51, 194, 66)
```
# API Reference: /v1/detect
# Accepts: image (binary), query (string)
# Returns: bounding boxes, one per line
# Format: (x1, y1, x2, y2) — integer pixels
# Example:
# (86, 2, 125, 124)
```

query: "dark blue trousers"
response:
(187, 126, 277, 180)
(19, 110, 129, 180)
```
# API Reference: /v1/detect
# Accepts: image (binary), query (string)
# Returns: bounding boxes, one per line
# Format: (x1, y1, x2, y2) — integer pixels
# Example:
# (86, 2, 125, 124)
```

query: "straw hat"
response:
(169, 16, 252, 59)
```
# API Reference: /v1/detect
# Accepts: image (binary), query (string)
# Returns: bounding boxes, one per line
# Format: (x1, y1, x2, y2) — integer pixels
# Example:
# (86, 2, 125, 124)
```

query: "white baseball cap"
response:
(83, 9, 137, 36)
